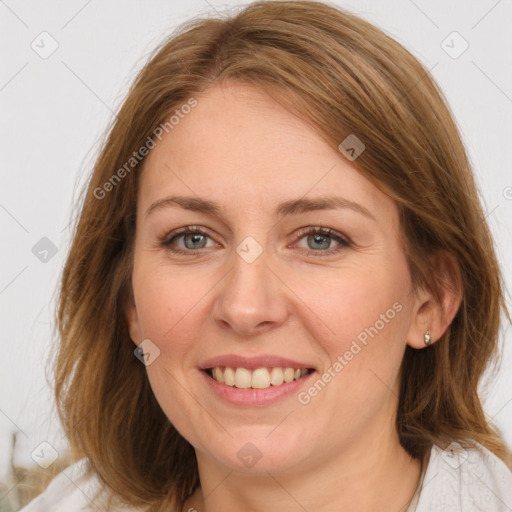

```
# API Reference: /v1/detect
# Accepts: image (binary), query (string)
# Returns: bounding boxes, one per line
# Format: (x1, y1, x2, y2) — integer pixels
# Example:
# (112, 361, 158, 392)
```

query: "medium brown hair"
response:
(54, 1, 511, 509)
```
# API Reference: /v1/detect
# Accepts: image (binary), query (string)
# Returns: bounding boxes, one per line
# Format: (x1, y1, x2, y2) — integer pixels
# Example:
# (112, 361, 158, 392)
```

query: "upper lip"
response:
(200, 354, 316, 370)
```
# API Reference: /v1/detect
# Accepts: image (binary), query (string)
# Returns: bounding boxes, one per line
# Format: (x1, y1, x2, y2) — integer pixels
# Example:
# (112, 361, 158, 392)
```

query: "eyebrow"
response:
(145, 195, 376, 221)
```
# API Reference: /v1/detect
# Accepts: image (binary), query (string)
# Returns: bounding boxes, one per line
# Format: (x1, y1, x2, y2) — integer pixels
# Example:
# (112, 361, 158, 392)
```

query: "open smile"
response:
(199, 355, 318, 406)
(205, 366, 313, 389)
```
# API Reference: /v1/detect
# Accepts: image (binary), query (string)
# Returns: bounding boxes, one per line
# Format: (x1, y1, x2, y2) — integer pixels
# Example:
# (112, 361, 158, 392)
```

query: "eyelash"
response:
(160, 225, 352, 257)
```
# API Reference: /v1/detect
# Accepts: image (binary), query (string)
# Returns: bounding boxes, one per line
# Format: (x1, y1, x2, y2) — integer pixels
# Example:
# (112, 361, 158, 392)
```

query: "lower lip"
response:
(201, 370, 316, 406)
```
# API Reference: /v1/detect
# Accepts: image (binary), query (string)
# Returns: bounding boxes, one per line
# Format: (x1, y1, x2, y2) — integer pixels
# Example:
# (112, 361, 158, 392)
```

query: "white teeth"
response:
(213, 367, 224, 384)
(283, 368, 295, 383)
(210, 366, 310, 389)
(251, 368, 270, 388)
(234, 367, 252, 388)
(270, 367, 284, 386)
(224, 367, 235, 386)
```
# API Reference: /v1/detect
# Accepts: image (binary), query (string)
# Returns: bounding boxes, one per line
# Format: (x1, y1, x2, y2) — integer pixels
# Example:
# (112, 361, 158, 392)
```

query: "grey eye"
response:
(306, 233, 333, 251)
(182, 233, 208, 250)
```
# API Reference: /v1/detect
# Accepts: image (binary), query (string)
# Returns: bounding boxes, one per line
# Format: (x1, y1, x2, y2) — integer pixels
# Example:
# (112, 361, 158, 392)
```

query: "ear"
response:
(124, 291, 143, 346)
(406, 250, 462, 349)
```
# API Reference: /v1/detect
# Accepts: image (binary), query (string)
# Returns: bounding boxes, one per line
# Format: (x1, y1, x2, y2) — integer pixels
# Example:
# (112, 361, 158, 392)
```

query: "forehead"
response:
(137, 83, 394, 223)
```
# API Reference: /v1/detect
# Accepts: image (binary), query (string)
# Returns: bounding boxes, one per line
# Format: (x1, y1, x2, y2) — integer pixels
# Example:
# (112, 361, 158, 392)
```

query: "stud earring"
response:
(424, 330, 431, 345)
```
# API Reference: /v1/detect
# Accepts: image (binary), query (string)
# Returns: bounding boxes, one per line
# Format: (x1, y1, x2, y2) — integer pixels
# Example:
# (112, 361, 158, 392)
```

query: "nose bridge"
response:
(213, 234, 288, 335)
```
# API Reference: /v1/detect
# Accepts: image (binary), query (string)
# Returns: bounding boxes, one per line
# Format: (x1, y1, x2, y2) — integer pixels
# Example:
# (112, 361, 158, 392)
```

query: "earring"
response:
(424, 330, 431, 345)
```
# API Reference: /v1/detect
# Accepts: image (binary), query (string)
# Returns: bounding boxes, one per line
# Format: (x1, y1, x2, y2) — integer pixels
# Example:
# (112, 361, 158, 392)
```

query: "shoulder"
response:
(18, 458, 149, 512)
(416, 439, 512, 511)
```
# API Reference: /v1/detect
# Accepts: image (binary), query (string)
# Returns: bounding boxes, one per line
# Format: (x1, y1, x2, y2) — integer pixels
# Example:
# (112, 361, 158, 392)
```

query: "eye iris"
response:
(184, 233, 207, 249)
(308, 233, 331, 250)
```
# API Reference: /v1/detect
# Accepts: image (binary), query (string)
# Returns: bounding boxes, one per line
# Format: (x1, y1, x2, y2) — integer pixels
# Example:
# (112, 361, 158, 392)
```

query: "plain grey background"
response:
(1, 0, 511, 484)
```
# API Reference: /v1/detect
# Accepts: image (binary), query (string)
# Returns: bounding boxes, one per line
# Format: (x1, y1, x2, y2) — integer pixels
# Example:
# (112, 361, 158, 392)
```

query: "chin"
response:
(194, 427, 311, 475)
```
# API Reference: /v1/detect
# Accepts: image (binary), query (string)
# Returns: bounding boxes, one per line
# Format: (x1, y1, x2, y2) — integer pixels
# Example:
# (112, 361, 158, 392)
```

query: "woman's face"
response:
(126, 83, 425, 475)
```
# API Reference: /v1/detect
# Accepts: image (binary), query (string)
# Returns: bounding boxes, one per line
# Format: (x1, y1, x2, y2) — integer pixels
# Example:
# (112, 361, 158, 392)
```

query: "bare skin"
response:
(125, 82, 461, 512)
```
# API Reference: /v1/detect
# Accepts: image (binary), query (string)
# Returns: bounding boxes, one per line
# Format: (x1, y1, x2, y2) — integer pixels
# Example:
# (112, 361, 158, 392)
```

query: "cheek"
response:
(293, 258, 413, 415)
(132, 261, 217, 359)
(131, 265, 215, 440)
(296, 259, 412, 352)
(287, 282, 409, 438)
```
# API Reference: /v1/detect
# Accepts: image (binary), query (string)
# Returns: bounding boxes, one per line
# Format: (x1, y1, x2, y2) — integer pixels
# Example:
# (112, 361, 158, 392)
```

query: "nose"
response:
(212, 243, 290, 337)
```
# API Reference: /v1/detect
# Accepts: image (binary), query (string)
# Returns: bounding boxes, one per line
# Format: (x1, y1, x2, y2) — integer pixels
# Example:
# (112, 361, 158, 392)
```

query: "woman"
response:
(21, 1, 512, 511)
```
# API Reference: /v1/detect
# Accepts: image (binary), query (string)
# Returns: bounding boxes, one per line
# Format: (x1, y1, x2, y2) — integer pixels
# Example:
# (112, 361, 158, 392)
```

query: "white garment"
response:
(20, 440, 512, 511)
(409, 440, 512, 512)
(17, 459, 146, 512)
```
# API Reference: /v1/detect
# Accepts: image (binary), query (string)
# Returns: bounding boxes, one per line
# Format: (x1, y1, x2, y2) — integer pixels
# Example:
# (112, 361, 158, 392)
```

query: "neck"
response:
(183, 421, 422, 512)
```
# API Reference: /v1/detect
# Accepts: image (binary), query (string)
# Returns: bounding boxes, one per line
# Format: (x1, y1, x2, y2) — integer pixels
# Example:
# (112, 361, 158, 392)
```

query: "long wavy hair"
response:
(53, 1, 511, 510)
